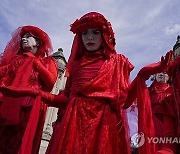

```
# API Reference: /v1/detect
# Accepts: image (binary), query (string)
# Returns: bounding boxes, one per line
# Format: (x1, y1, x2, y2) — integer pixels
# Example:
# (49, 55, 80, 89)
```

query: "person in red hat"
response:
(0, 25, 57, 154)
(46, 12, 133, 154)
(148, 72, 173, 151)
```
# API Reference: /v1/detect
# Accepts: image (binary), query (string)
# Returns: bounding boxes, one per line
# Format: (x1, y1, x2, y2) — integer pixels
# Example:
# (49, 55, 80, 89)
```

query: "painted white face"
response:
(22, 33, 39, 54)
(174, 46, 180, 59)
(81, 28, 102, 52)
(155, 72, 169, 83)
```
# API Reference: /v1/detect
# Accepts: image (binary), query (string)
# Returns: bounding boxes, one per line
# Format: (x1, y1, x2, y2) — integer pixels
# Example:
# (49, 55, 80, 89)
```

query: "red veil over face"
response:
(66, 12, 116, 76)
(0, 25, 53, 66)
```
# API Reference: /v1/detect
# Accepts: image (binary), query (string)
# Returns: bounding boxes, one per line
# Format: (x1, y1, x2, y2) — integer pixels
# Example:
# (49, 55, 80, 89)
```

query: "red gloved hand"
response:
(138, 51, 173, 80)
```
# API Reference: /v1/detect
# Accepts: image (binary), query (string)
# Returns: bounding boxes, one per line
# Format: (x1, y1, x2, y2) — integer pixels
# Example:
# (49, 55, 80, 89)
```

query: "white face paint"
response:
(155, 72, 169, 83)
(22, 33, 39, 54)
(81, 28, 102, 52)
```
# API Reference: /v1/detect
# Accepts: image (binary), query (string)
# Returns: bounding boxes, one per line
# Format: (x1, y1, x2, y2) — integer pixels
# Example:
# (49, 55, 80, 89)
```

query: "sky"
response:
(0, 0, 180, 84)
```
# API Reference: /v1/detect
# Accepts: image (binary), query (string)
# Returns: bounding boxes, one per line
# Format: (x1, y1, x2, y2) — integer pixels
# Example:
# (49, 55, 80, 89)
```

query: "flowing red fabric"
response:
(65, 12, 115, 77)
(164, 55, 180, 153)
(0, 25, 53, 66)
(154, 95, 178, 153)
(0, 26, 57, 154)
(148, 81, 173, 150)
(136, 77, 156, 154)
(46, 52, 133, 154)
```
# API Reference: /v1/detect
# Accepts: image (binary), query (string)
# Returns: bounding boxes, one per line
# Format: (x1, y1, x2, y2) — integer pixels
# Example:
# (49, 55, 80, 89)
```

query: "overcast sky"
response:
(0, 0, 180, 82)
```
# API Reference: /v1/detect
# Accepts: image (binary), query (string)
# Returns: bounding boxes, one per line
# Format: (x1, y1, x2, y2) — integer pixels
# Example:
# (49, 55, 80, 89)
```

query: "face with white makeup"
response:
(21, 33, 39, 54)
(81, 28, 102, 52)
(155, 72, 169, 83)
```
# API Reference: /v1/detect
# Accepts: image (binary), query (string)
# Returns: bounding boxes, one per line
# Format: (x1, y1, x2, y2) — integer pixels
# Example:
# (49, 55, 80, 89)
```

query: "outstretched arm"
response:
(123, 77, 138, 109)
(138, 50, 173, 80)
(40, 90, 68, 108)
(123, 51, 173, 109)
(0, 86, 68, 108)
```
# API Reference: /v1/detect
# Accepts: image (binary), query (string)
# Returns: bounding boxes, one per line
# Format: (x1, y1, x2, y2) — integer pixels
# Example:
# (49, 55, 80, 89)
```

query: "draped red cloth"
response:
(0, 26, 57, 154)
(46, 51, 133, 154)
(159, 55, 180, 153)
(169, 56, 180, 136)
(0, 52, 57, 154)
(135, 77, 156, 154)
(148, 81, 173, 150)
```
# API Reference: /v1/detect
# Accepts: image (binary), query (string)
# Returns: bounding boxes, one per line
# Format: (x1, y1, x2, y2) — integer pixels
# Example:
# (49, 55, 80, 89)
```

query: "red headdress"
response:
(65, 12, 116, 76)
(0, 25, 53, 66)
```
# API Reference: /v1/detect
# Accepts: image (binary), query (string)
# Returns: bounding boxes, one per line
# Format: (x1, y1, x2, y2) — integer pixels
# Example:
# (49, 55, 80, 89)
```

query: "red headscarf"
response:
(65, 12, 116, 76)
(0, 25, 53, 66)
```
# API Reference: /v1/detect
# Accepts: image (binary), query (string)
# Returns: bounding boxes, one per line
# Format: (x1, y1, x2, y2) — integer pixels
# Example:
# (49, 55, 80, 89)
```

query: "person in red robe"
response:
(46, 11, 133, 154)
(149, 36, 180, 154)
(156, 35, 180, 154)
(135, 36, 179, 154)
(0, 26, 57, 154)
(148, 72, 173, 151)
(124, 50, 172, 154)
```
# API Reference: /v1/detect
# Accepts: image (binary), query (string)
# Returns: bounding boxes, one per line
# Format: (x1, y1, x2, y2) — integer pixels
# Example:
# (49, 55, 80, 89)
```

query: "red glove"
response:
(40, 90, 68, 108)
(138, 51, 173, 80)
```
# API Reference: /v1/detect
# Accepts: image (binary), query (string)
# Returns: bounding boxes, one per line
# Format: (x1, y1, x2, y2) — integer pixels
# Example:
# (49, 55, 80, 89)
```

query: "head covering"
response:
(0, 25, 53, 66)
(66, 12, 116, 76)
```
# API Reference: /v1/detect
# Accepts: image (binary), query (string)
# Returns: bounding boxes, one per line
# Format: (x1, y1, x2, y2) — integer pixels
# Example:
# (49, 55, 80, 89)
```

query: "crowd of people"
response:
(0, 11, 179, 154)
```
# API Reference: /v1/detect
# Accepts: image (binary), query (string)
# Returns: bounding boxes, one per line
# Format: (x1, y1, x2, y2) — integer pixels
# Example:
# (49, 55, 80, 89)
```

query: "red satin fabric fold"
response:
(167, 58, 180, 153)
(136, 77, 155, 154)
(46, 52, 133, 154)
(149, 81, 173, 151)
(0, 52, 57, 154)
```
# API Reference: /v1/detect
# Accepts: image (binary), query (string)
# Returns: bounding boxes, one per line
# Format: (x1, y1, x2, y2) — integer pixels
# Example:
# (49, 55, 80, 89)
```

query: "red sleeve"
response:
(41, 90, 68, 108)
(35, 57, 58, 91)
(123, 77, 137, 109)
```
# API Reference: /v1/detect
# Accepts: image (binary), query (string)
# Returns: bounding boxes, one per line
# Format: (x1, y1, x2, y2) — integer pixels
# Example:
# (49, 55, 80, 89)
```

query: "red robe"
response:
(161, 56, 180, 153)
(148, 81, 173, 150)
(46, 51, 133, 154)
(0, 52, 57, 154)
(153, 55, 180, 154)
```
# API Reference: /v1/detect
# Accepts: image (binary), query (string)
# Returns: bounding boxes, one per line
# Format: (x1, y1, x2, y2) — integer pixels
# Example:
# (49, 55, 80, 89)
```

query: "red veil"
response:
(65, 12, 116, 77)
(0, 25, 53, 66)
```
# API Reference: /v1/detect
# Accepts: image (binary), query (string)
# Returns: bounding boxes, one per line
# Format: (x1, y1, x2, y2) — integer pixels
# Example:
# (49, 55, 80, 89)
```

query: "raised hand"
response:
(160, 50, 173, 69)
(138, 51, 173, 80)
